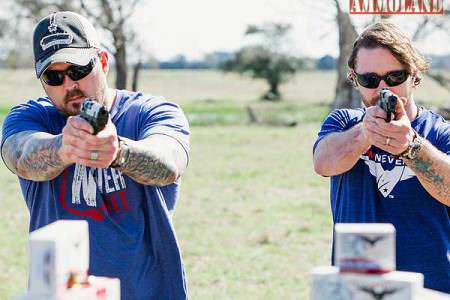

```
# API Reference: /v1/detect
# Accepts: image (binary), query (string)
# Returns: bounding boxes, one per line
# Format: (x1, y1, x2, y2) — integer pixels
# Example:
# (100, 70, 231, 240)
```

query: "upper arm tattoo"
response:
(2, 131, 67, 181)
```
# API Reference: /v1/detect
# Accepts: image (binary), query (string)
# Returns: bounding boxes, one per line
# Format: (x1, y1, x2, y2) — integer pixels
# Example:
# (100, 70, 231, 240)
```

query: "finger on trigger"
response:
(69, 116, 94, 134)
(372, 106, 388, 119)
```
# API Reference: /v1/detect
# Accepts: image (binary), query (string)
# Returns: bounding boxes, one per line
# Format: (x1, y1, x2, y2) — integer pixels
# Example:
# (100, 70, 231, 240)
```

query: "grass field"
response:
(0, 69, 448, 299)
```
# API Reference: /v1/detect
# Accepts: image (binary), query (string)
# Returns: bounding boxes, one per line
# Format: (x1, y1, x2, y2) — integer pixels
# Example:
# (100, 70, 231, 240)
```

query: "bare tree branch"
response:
(123, 0, 140, 20)
(412, 17, 432, 41)
(79, 0, 99, 23)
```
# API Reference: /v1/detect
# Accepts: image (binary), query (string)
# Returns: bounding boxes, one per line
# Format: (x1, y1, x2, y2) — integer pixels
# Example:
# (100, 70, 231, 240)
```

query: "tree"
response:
(331, 0, 450, 109)
(333, 0, 361, 109)
(222, 23, 300, 101)
(0, 0, 76, 68)
(316, 55, 337, 70)
(11, 0, 141, 89)
(80, 0, 141, 90)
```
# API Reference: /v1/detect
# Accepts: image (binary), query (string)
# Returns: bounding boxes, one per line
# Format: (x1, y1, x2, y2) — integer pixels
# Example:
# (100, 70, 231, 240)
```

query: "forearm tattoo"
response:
(3, 132, 67, 180)
(411, 159, 444, 185)
(407, 141, 450, 205)
(118, 140, 178, 186)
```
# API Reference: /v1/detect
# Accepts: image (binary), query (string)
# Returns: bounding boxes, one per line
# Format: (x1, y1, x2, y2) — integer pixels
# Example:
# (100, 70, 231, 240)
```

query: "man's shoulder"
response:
(5, 97, 57, 119)
(323, 107, 366, 126)
(116, 90, 179, 110)
(423, 108, 449, 123)
(416, 108, 449, 130)
(15, 96, 50, 105)
(329, 107, 366, 117)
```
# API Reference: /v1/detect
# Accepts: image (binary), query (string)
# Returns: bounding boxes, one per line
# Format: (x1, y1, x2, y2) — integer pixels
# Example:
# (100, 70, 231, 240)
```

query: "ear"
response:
(98, 50, 109, 74)
(347, 69, 357, 87)
(410, 70, 420, 86)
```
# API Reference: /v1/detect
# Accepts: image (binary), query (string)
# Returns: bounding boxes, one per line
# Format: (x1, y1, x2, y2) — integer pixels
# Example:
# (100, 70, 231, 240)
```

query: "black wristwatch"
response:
(400, 131, 422, 160)
(110, 137, 130, 168)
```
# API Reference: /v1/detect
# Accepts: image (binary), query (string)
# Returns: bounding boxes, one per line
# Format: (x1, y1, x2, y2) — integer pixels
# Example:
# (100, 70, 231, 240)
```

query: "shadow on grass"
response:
(182, 99, 330, 126)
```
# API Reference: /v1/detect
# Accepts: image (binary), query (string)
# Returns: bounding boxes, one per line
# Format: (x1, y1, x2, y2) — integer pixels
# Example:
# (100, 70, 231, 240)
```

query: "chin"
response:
(362, 97, 379, 108)
(64, 104, 82, 116)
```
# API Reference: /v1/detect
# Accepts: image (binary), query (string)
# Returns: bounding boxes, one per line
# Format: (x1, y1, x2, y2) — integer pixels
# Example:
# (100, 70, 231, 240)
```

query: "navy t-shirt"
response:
(313, 108, 450, 293)
(1, 90, 190, 299)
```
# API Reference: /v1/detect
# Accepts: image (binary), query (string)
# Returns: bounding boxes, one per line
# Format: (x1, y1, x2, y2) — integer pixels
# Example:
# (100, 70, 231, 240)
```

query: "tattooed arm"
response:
(1, 131, 70, 181)
(403, 137, 450, 206)
(116, 134, 188, 186)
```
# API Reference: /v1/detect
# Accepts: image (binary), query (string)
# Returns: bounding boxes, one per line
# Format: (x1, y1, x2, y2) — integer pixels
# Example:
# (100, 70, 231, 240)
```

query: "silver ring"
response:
(90, 151, 99, 161)
(385, 137, 391, 146)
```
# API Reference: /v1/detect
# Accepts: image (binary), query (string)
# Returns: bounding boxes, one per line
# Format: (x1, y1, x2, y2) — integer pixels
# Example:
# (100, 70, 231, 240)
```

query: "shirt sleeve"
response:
(137, 96, 190, 160)
(312, 108, 365, 155)
(1, 100, 50, 150)
(435, 118, 450, 155)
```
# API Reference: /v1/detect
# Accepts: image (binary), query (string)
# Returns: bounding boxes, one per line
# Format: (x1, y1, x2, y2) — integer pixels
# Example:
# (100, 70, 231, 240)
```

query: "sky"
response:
(129, 0, 450, 61)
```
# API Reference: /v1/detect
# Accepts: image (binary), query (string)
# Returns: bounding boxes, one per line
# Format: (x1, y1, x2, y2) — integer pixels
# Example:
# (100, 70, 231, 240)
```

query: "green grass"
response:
(0, 167, 29, 298)
(182, 100, 330, 126)
(0, 69, 448, 299)
(176, 125, 330, 299)
(0, 122, 331, 300)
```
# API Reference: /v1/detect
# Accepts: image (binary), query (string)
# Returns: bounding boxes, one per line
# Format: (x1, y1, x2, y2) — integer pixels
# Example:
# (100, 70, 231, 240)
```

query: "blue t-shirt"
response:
(1, 90, 190, 299)
(313, 108, 450, 293)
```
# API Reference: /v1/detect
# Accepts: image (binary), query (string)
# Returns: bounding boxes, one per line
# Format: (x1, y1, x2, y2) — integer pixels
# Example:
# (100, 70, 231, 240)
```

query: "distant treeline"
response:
(157, 52, 233, 69)
(152, 53, 450, 71)
(1, 51, 449, 70)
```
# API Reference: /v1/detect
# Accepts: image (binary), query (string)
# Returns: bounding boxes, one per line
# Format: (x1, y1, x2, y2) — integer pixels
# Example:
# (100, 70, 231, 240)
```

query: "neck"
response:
(104, 88, 117, 111)
(405, 98, 419, 122)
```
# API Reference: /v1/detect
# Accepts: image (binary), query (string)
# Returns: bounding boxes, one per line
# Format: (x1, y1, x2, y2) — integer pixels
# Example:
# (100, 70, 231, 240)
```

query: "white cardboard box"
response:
(57, 276, 120, 300)
(335, 223, 395, 273)
(310, 266, 424, 300)
(28, 220, 89, 295)
(87, 276, 121, 300)
(418, 288, 450, 300)
(13, 276, 120, 300)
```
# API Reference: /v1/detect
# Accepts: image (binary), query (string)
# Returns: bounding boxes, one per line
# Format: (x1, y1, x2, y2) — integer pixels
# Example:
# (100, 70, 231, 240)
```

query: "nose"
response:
(376, 80, 389, 95)
(62, 75, 78, 90)
(378, 79, 389, 89)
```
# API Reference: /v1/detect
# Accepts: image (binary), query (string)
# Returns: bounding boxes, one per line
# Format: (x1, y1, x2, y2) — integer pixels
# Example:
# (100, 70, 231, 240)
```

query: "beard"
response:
(362, 94, 380, 108)
(63, 88, 87, 116)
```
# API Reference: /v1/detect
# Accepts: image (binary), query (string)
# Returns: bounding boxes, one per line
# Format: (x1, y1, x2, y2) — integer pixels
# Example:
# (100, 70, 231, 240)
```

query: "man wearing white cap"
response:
(1, 11, 190, 299)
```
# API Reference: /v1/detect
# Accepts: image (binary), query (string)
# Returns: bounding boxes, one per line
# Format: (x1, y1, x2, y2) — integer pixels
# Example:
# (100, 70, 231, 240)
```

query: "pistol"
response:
(378, 88, 398, 122)
(80, 98, 109, 135)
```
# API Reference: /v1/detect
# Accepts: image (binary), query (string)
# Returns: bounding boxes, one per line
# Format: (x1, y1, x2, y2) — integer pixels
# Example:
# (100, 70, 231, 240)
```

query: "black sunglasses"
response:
(41, 58, 97, 86)
(354, 70, 409, 89)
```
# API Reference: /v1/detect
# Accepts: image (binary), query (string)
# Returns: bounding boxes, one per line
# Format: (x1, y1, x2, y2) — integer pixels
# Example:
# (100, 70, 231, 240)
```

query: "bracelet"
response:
(110, 137, 130, 168)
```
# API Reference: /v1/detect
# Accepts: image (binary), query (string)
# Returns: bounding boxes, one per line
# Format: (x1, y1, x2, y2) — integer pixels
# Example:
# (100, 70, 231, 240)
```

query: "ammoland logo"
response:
(349, 0, 445, 14)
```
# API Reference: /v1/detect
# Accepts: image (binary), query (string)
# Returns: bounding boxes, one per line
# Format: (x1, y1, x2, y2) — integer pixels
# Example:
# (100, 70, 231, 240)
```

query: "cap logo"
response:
(40, 12, 74, 51)
(48, 13, 58, 33)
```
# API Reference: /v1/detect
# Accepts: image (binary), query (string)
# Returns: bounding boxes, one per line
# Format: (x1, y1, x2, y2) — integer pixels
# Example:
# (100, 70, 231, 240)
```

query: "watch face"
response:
(398, 131, 423, 159)
(410, 143, 420, 158)
(406, 139, 422, 159)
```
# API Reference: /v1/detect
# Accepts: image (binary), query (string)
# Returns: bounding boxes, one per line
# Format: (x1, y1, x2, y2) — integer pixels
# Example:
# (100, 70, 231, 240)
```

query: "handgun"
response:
(80, 98, 109, 135)
(378, 88, 398, 122)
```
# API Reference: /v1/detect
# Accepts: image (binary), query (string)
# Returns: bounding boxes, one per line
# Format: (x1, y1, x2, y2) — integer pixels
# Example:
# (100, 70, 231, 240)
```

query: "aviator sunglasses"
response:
(41, 57, 97, 86)
(353, 70, 409, 89)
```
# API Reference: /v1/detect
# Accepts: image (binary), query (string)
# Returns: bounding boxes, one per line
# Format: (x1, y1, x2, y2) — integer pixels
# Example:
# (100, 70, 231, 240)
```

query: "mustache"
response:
(64, 89, 85, 103)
